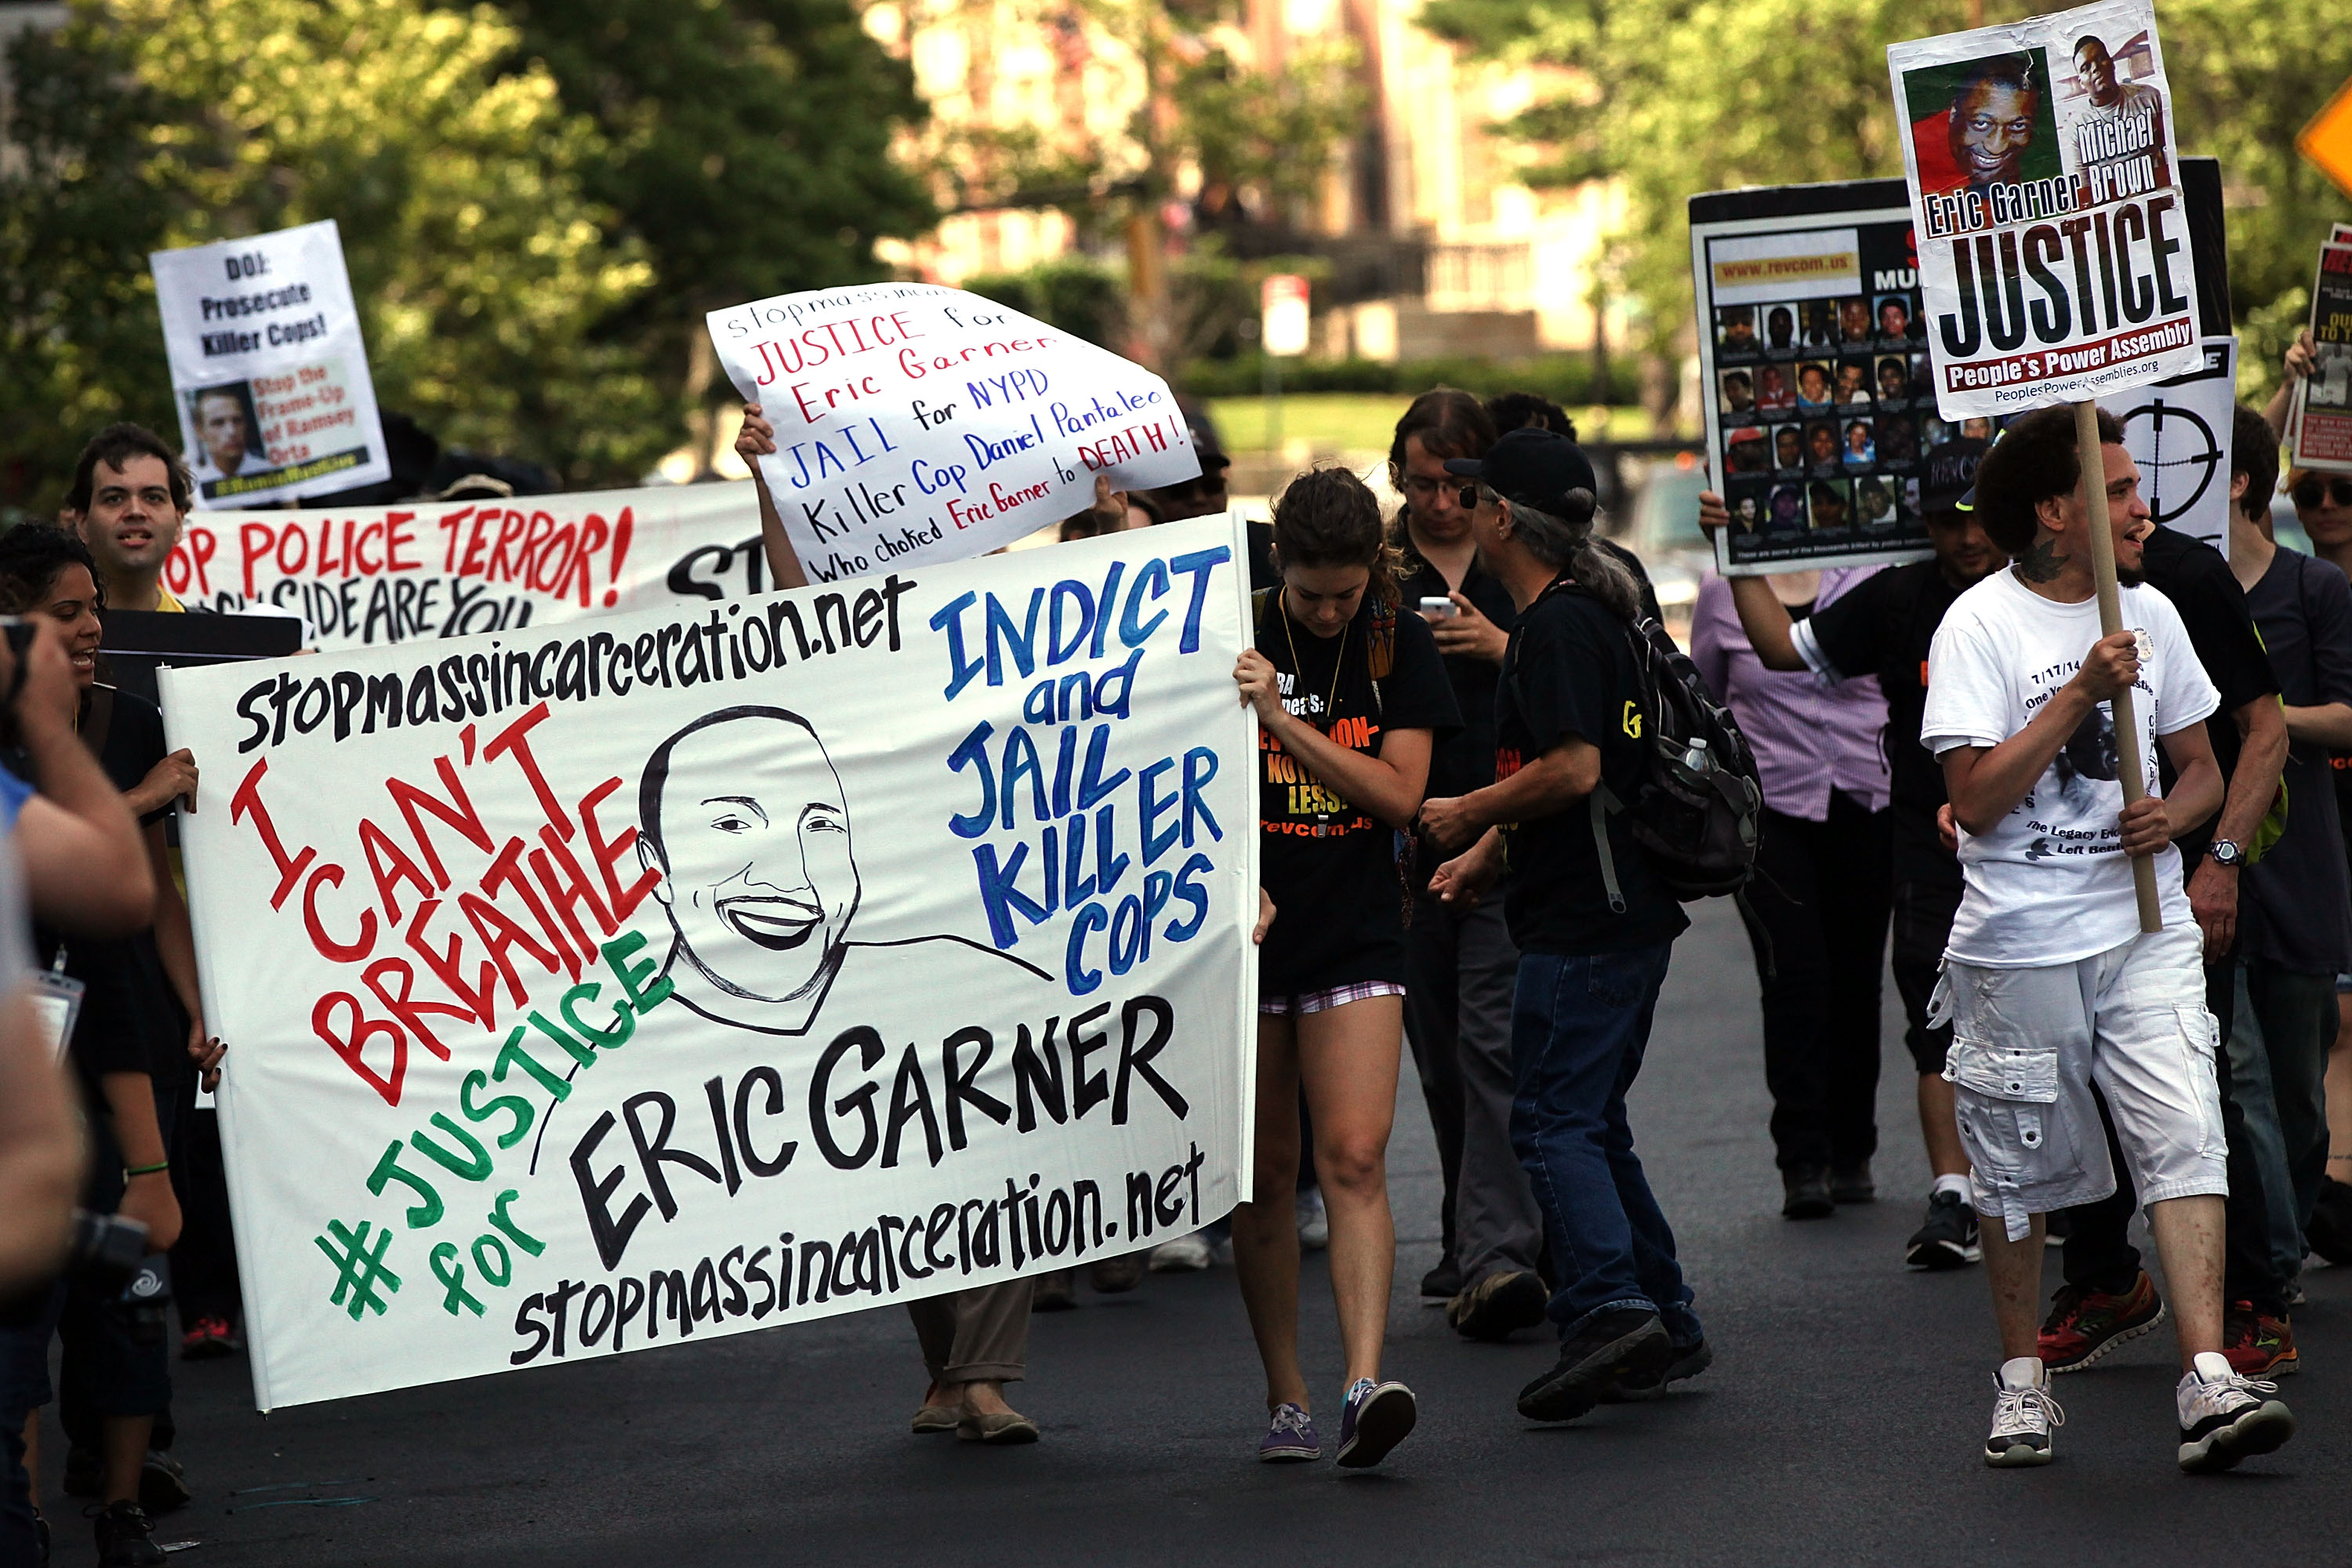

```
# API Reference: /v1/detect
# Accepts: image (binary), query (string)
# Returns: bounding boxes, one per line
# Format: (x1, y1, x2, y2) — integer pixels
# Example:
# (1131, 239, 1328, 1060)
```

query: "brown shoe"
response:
(957, 1410, 1040, 1444)
(912, 1403, 961, 1434)
(1030, 1270, 1076, 1311)
(1088, 1254, 1145, 1294)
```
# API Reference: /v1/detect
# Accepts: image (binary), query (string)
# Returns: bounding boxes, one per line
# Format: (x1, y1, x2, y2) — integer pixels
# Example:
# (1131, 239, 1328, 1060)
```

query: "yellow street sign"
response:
(2302, 74, 2352, 201)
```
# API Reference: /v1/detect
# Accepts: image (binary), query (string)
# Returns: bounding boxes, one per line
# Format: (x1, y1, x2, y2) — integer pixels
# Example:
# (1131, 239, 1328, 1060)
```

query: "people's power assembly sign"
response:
(707, 283, 1200, 579)
(1889, 0, 2199, 416)
(163, 517, 1258, 1410)
(149, 220, 393, 508)
(165, 481, 774, 650)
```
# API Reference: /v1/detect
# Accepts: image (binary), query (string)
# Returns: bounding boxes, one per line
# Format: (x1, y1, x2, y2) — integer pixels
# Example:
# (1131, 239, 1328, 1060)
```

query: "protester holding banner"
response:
(1233, 463, 1457, 1468)
(1699, 439, 1999, 1268)
(1420, 428, 1707, 1425)
(1690, 564, 1893, 1221)
(1919, 405, 2295, 1473)
(2030, 495, 2290, 1386)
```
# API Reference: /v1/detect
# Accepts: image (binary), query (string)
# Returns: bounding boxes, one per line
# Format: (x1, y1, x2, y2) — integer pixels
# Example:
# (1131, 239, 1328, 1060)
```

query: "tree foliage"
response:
(488, 0, 934, 387)
(1421, 0, 2352, 386)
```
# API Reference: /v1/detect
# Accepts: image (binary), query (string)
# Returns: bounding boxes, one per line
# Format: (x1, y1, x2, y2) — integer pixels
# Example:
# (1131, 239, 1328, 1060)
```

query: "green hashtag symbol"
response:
(315, 1218, 402, 1320)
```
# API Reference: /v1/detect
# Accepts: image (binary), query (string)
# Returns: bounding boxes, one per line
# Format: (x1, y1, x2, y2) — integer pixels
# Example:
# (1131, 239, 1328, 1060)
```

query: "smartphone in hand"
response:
(1418, 596, 1458, 619)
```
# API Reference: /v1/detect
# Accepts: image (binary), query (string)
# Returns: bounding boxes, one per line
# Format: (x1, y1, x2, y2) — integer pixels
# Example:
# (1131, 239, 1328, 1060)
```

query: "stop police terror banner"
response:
(161, 516, 1258, 1410)
(1889, 0, 2201, 416)
(150, 220, 394, 507)
(165, 481, 772, 650)
(707, 282, 1202, 579)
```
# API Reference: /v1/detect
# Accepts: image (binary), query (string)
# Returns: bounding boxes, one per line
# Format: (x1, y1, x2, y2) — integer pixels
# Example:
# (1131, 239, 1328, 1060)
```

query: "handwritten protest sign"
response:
(707, 283, 1200, 580)
(1690, 178, 1942, 573)
(165, 515, 1258, 1409)
(1889, 0, 2200, 419)
(150, 221, 392, 507)
(163, 481, 770, 648)
(2289, 236, 2352, 471)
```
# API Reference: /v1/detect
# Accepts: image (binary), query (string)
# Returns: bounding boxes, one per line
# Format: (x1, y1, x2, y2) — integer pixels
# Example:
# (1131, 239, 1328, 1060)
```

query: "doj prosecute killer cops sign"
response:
(163, 516, 1258, 1410)
(707, 283, 1201, 579)
(162, 481, 774, 650)
(149, 220, 393, 507)
(1889, 0, 2201, 416)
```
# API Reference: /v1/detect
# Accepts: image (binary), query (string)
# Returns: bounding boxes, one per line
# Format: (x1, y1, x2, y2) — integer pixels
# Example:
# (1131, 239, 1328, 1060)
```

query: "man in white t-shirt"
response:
(1922, 405, 2295, 1475)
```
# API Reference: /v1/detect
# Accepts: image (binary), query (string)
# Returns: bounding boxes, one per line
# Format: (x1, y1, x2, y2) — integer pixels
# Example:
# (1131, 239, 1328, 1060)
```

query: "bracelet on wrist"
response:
(124, 1160, 170, 1177)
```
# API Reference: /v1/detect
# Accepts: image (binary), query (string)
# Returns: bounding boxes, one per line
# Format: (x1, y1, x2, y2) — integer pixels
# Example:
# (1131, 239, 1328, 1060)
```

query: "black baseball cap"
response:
(1443, 427, 1599, 514)
(1923, 437, 1988, 515)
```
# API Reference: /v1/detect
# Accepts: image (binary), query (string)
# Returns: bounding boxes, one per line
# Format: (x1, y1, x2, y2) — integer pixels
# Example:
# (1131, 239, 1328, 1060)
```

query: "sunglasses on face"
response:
(2293, 477, 2352, 510)
(1406, 476, 1478, 509)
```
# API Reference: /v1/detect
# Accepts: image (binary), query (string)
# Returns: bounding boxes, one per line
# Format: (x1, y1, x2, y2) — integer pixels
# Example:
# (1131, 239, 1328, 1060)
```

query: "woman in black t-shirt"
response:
(1229, 466, 1459, 1468)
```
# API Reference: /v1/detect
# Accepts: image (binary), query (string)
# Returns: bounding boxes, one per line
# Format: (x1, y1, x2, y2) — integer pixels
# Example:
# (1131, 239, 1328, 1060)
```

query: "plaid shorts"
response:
(1258, 980, 1405, 1017)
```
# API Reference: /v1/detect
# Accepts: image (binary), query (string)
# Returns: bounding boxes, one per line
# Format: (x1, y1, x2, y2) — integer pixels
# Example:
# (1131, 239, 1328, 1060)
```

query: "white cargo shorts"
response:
(1933, 924, 2229, 1242)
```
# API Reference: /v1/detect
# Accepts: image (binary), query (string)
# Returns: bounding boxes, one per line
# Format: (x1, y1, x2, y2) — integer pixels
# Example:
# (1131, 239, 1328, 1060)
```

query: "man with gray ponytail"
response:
(1416, 429, 1707, 1424)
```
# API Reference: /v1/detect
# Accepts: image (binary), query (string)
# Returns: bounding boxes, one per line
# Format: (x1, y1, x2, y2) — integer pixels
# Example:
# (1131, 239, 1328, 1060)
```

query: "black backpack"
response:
(1594, 612, 1764, 906)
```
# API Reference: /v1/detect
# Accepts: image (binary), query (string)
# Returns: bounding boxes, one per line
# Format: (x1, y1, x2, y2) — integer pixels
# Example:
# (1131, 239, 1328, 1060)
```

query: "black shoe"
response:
(1781, 1166, 1834, 1220)
(1446, 1269, 1549, 1342)
(1029, 1272, 1076, 1311)
(91, 1501, 165, 1567)
(139, 1450, 190, 1515)
(1830, 1160, 1875, 1203)
(2307, 1177, 2352, 1266)
(1905, 1190, 1982, 1270)
(1420, 1257, 1462, 1300)
(62, 1445, 99, 1498)
(1601, 1337, 1713, 1403)
(1515, 1308, 1671, 1424)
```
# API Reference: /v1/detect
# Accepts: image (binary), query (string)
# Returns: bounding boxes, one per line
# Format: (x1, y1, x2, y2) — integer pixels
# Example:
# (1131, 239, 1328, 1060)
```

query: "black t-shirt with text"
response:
(2140, 527, 2278, 872)
(1257, 594, 1460, 993)
(1495, 583, 1688, 955)
(25, 686, 189, 1103)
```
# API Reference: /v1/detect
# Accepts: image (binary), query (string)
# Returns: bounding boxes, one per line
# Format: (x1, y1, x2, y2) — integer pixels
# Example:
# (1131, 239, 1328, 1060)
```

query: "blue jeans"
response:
(1510, 943, 1700, 1346)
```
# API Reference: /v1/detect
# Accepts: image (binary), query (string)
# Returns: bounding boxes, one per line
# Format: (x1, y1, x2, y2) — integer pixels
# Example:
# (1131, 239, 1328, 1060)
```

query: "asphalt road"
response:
(38, 899, 2352, 1566)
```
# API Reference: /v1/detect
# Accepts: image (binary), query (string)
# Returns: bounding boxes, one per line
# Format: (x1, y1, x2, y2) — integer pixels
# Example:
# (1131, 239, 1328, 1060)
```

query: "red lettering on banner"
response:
(240, 524, 277, 597)
(361, 957, 466, 1062)
(580, 777, 659, 920)
(302, 861, 377, 962)
(313, 992, 406, 1106)
(387, 511, 419, 572)
(358, 818, 436, 922)
(485, 703, 573, 840)
(230, 757, 318, 909)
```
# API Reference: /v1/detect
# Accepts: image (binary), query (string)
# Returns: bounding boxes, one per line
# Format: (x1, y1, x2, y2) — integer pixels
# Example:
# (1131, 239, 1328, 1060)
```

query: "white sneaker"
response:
(1296, 1188, 1329, 1250)
(1148, 1232, 1212, 1272)
(2177, 1350, 2295, 1474)
(1984, 1356, 2063, 1467)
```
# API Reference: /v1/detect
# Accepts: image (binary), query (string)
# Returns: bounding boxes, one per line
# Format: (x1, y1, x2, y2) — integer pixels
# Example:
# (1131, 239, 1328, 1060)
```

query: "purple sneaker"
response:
(1259, 1402, 1320, 1462)
(1334, 1377, 1417, 1468)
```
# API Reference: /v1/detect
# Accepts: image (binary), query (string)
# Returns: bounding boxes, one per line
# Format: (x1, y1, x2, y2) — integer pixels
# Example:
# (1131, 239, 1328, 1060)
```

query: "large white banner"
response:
(162, 482, 768, 648)
(150, 220, 393, 507)
(164, 515, 1258, 1410)
(707, 283, 1200, 580)
(1889, 0, 2201, 417)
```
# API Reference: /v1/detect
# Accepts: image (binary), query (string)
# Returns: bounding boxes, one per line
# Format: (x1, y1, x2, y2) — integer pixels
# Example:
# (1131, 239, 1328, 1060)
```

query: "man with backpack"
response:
(1419, 428, 1719, 1423)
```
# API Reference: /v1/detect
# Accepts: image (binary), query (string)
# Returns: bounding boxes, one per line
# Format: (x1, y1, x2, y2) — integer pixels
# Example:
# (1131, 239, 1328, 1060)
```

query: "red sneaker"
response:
(2038, 1272, 2166, 1373)
(180, 1315, 241, 1360)
(2221, 1301, 2299, 1377)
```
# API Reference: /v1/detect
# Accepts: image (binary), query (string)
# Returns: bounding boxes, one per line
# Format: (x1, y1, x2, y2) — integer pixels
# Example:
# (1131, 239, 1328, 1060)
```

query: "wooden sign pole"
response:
(2073, 398, 2164, 935)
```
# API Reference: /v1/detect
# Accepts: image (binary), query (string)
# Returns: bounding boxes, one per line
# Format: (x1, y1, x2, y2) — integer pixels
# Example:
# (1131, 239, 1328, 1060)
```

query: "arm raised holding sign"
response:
(737, 402, 811, 593)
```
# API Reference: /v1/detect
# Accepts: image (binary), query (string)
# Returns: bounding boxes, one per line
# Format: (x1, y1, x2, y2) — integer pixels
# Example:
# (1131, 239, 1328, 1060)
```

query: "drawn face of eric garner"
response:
(641, 708, 862, 1028)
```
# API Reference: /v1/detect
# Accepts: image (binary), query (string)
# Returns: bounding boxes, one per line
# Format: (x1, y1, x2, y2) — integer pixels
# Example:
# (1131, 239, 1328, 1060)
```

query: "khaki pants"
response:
(906, 1281, 1032, 1384)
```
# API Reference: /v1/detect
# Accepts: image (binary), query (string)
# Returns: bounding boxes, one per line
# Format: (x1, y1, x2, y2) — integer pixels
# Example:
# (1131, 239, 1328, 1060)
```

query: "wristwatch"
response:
(2208, 838, 2245, 868)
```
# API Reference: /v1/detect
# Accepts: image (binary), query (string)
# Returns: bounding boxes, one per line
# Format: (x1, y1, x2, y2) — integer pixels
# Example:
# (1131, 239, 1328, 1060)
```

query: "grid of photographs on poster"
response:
(1706, 236, 1991, 564)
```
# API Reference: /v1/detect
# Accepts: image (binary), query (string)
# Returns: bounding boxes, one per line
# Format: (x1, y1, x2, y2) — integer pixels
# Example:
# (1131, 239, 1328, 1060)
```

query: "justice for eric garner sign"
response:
(164, 515, 1258, 1410)
(164, 481, 771, 649)
(708, 283, 1200, 580)
(1889, 0, 2200, 417)
(150, 220, 392, 507)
